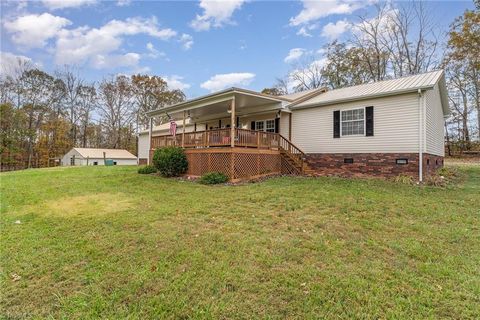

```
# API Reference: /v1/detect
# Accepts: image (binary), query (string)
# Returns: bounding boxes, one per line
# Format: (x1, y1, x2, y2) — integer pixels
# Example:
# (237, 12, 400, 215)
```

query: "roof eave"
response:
(146, 87, 290, 117)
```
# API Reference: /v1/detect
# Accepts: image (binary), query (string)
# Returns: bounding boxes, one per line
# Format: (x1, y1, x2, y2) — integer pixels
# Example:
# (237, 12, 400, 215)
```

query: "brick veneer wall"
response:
(305, 153, 443, 179)
(423, 154, 444, 177)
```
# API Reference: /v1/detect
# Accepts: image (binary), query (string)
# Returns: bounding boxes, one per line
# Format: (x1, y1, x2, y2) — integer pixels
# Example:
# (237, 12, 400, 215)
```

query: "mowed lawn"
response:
(1, 164, 479, 319)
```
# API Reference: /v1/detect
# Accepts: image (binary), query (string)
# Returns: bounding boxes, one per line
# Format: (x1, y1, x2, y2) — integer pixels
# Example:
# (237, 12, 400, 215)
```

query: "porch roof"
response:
(146, 87, 291, 118)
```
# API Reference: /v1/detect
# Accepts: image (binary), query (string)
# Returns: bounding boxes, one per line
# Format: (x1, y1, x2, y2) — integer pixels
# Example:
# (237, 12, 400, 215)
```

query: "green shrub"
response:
(138, 165, 157, 174)
(152, 147, 188, 177)
(199, 172, 229, 185)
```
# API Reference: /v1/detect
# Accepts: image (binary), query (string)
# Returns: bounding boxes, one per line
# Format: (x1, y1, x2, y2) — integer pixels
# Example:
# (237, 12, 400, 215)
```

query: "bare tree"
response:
(351, 3, 391, 81)
(77, 84, 97, 148)
(56, 66, 84, 146)
(97, 75, 136, 149)
(288, 55, 326, 91)
(382, 2, 439, 77)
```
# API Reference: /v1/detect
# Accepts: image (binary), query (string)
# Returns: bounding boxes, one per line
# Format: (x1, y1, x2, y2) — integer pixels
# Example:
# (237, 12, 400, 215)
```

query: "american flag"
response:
(169, 117, 177, 136)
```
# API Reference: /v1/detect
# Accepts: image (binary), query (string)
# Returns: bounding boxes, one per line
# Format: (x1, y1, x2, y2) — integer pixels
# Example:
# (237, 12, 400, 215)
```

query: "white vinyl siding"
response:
(279, 112, 290, 138)
(291, 93, 420, 153)
(138, 133, 150, 159)
(425, 84, 445, 156)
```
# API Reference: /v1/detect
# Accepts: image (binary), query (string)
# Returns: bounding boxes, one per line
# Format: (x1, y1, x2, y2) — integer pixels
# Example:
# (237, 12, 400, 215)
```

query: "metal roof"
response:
(280, 87, 324, 100)
(290, 70, 449, 115)
(71, 148, 137, 159)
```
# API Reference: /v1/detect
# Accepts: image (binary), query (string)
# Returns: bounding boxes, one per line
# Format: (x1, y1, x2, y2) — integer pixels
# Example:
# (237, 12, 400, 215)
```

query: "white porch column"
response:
(230, 96, 236, 148)
(148, 117, 153, 165)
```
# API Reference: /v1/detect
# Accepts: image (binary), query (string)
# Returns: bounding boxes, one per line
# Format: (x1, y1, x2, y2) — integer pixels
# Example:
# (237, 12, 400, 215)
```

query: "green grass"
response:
(1, 164, 479, 319)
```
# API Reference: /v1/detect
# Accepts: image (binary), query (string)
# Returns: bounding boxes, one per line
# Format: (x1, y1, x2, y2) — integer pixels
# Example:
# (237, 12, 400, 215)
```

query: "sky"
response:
(0, 0, 475, 98)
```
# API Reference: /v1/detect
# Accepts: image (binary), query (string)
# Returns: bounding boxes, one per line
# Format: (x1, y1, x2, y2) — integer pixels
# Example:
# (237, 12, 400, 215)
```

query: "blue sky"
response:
(0, 0, 475, 98)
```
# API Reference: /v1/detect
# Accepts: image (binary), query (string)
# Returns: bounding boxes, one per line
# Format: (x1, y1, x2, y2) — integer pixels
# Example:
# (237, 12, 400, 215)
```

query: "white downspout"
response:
(418, 89, 423, 182)
(147, 117, 153, 165)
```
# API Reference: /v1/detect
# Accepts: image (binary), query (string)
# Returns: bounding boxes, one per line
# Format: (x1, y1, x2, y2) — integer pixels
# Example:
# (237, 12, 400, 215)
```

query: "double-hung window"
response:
(265, 120, 275, 133)
(341, 108, 365, 136)
(255, 120, 264, 131)
(255, 119, 275, 132)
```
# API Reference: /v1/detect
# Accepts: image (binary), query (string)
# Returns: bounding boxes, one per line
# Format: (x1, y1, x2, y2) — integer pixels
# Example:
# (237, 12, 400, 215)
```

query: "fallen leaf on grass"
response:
(11, 273, 21, 281)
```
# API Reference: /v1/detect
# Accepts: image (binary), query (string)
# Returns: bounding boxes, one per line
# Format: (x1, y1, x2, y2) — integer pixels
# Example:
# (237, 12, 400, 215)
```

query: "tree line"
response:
(0, 65, 185, 170)
(263, 3, 480, 155)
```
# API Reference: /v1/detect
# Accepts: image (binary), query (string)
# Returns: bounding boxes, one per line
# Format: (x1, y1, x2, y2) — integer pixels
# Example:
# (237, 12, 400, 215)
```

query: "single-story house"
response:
(61, 148, 137, 166)
(138, 70, 449, 182)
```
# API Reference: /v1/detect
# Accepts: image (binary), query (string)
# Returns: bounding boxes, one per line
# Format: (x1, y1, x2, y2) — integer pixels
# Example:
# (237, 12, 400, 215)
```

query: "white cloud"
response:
(290, 0, 371, 37)
(200, 72, 255, 92)
(284, 48, 306, 63)
(297, 26, 313, 37)
(0, 52, 40, 78)
(190, 0, 245, 31)
(290, 0, 365, 26)
(146, 42, 166, 58)
(179, 33, 194, 50)
(116, 0, 131, 6)
(91, 53, 140, 69)
(163, 75, 191, 90)
(3, 13, 71, 48)
(321, 19, 351, 40)
(54, 17, 176, 68)
(42, 0, 96, 10)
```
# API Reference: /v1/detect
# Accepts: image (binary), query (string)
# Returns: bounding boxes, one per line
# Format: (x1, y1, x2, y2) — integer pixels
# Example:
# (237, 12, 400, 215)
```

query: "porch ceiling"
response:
(146, 88, 286, 121)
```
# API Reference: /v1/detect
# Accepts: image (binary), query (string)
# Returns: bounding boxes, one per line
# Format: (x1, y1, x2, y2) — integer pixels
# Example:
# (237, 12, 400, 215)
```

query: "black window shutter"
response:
(333, 110, 340, 138)
(275, 118, 280, 133)
(236, 116, 240, 128)
(250, 121, 255, 130)
(365, 106, 374, 136)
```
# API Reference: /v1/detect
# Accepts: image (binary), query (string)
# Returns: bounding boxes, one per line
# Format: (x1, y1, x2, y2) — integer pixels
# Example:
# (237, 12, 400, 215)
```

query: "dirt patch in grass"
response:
(19, 193, 134, 218)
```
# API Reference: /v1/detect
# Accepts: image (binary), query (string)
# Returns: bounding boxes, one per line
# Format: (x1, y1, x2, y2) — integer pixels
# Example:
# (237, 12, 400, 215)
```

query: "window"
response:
(113, 161, 117, 165)
(266, 120, 275, 132)
(93, 161, 98, 165)
(70, 157, 75, 165)
(341, 108, 364, 136)
(255, 121, 264, 131)
(396, 159, 408, 165)
(344, 158, 354, 164)
(255, 119, 275, 132)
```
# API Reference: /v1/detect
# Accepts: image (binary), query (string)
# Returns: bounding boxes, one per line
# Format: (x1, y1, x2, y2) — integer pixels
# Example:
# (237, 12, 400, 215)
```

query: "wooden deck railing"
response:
(151, 128, 280, 150)
(150, 128, 306, 173)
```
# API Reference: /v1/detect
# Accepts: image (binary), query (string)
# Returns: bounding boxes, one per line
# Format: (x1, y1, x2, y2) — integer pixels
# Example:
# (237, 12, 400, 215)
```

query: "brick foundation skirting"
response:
(138, 158, 147, 165)
(305, 153, 444, 179)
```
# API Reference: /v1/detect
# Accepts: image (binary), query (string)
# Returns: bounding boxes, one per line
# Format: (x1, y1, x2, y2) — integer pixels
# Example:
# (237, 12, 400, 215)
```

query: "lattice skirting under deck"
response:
(184, 148, 281, 182)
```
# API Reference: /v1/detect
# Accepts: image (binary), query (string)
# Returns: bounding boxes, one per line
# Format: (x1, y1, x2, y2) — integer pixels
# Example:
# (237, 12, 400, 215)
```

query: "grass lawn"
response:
(1, 164, 479, 319)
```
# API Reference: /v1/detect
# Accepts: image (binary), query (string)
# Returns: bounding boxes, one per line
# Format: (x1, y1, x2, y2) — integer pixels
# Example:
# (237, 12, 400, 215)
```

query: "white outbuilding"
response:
(61, 148, 137, 166)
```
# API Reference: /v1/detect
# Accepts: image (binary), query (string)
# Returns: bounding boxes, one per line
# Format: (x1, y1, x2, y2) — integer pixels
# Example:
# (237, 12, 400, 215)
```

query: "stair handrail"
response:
(277, 134, 306, 173)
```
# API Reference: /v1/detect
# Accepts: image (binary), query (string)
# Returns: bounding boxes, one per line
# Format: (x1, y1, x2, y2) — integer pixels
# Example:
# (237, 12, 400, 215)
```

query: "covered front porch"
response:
(146, 88, 306, 181)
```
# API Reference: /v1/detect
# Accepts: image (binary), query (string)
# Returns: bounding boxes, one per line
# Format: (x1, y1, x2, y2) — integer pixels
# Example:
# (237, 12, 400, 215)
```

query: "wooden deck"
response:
(150, 128, 308, 181)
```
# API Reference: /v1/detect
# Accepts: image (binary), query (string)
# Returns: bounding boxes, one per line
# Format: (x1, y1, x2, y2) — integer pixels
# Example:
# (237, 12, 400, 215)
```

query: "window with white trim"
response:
(255, 121, 264, 131)
(341, 108, 365, 136)
(255, 119, 275, 132)
(265, 119, 275, 132)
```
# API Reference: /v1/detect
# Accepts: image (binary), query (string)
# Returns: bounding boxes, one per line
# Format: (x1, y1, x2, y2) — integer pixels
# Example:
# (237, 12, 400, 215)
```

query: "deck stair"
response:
(278, 135, 312, 175)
